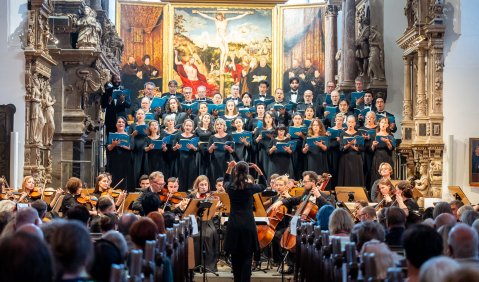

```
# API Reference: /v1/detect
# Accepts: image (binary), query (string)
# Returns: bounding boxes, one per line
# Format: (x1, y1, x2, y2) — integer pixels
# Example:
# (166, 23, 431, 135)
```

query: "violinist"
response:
(188, 175, 220, 272)
(60, 177, 97, 216)
(395, 180, 421, 226)
(160, 177, 188, 215)
(374, 179, 409, 225)
(18, 176, 37, 203)
(270, 171, 336, 213)
(131, 171, 165, 216)
(93, 174, 126, 209)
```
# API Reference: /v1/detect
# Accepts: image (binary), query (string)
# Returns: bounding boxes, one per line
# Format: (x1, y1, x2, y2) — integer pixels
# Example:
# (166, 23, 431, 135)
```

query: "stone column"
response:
(403, 56, 412, 120)
(324, 4, 338, 89)
(416, 47, 427, 117)
(340, 0, 356, 89)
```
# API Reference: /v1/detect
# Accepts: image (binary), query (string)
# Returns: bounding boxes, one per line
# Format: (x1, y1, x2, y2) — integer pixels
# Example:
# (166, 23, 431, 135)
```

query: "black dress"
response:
(291, 136, 305, 180)
(224, 173, 267, 281)
(370, 134, 395, 185)
(254, 128, 273, 177)
(268, 138, 294, 177)
(195, 128, 213, 176)
(145, 136, 165, 174)
(337, 131, 365, 187)
(231, 130, 251, 162)
(303, 136, 329, 176)
(106, 135, 133, 191)
(173, 134, 199, 192)
(208, 134, 234, 189)
(359, 126, 377, 190)
(128, 124, 148, 187)
(160, 129, 179, 180)
(327, 128, 343, 189)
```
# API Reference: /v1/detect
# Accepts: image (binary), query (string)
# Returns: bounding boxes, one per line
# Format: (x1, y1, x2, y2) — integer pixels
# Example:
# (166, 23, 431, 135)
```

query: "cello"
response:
(257, 191, 291, 249)
(280, 173, 331, 252)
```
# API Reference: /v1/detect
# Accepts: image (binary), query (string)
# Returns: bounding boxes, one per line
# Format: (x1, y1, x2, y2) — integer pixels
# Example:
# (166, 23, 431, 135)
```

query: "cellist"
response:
(268, 175, 293, 270)
(270, 171, 336, 215)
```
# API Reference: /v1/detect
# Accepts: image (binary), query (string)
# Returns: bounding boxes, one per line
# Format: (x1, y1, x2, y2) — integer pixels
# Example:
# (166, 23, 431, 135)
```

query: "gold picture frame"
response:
(168, 3, 278, 97)
(470, 138, 479, 186)
(278, 3, 326, 94)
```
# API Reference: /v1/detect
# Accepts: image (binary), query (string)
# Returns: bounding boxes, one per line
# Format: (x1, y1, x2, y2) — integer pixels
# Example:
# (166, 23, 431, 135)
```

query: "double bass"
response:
(280, 173, 331, 252)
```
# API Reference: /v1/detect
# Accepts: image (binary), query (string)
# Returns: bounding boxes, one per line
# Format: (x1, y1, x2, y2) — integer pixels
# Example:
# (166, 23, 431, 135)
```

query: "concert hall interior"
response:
(0, 0, 478, 281)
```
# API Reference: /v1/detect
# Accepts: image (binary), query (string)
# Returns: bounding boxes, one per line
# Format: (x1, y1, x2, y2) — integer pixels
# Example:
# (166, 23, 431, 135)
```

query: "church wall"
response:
(0, 0, 27, 188)
(383, 0, 405, 137)
(442, 0, 479, 203)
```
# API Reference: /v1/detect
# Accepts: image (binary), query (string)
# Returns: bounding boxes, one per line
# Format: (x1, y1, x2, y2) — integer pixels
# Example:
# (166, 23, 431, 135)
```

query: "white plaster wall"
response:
(0, 0, 27, 187)
(383, 0, 406, 136)
(442, 0, 479, 203)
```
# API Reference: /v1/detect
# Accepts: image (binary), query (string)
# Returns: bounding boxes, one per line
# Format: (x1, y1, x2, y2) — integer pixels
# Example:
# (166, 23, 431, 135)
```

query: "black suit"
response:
(252, 93, 273, 102)
(284, 90, 303, 104)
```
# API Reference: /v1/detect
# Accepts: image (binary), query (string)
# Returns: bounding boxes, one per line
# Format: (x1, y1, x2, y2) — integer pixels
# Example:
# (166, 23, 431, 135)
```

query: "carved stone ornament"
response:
(368, 26, 385, 81)
(434, 77, 442, 90)
(76, 4, 102, 49)
(403, 103, 412, 119)
(435, 55, 443, 71)
(416, 95, 427, 116)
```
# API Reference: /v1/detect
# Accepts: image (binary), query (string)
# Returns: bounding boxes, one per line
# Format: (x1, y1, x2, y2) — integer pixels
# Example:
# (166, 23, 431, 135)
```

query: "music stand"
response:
(335, 187, 369, 203)
(448, 186, 471, 205)
(122, 192, 140, 214)
(412, 187, 424, 200)
(211, 192, 231, 214)
(182, 198, 219, 281)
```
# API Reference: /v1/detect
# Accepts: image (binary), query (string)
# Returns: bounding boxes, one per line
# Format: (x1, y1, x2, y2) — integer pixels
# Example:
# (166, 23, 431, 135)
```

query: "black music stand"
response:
(335, 186, 369, 203)
(183, 198, 219, 281)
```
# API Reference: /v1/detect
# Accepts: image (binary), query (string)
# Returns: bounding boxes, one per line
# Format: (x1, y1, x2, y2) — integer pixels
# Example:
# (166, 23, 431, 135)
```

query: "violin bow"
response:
(112, 178, 125, 190)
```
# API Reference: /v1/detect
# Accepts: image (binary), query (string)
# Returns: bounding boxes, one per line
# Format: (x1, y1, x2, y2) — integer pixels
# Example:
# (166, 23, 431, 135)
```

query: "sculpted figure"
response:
(367, 26, 385, 80)
(76, 5, 102, 49)
(30, 75, 45, 144)
(42, 84, 56, 146)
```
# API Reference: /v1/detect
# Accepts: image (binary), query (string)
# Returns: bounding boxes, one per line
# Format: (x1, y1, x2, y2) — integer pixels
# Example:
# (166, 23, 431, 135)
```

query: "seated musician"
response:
(396, 180, 421, 226)
(374, 179, 409, 226)
(270, 171, 335, 213)
(131, 171, 165, 215)
(160, 177, 189, 215)
(187, 175, 220, 272)
(93, 173, 126, 210)
(268, 175, 294, 271)
(60, 177, 97, 216)
(215, 177, 225, 192)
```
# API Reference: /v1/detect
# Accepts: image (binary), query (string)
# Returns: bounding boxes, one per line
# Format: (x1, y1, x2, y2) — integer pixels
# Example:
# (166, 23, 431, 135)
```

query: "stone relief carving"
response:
(30, 74, 46, 145)
(435, 55, 443, 71)
(355, 6, 370, 77)
(368, 26, 385, 81)
(42, 84, 55, 146)
(434, 77, 442, 90)
(416, 95, 427, 116)
(414, 162, 430, 197)
(404, 0, 416, 29)
(76, 5, 102, 49)
(403, 103, 412, 119)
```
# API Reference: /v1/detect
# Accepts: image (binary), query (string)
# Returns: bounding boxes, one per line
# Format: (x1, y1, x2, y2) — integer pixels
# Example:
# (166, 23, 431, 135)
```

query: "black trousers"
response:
(231, 252, 253, 282)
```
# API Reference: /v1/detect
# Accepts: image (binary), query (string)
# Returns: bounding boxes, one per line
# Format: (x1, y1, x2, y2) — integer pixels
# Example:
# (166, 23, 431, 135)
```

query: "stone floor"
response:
(193, 260, 294, 281)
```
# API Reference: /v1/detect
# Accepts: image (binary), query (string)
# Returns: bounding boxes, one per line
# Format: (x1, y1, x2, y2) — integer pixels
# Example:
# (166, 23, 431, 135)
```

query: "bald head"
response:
(118, 213, 138, 235)
(448, 223, 479, 259)
(16, 223, 44, 239)
(435, 213, 457, 230)
(15, 207, 41, 230)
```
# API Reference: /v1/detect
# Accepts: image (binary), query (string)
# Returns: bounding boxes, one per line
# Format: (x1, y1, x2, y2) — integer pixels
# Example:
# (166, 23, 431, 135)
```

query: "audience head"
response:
(147, 211, 166, 234)
(0, 200, 16, 213)
(328, 208, 354, 236)
(443, 266, 479, 282)
(419, 256, 460, 282)
(403, 224, 443, 270)
(386, 207, 406, 229)
(433, 202, 453, 219)
(449, 200, 464, 220)
(0, 211, 13, 234)
(130, 218, 158, 249)
(15, 207, 41, 230)
(163, 211, 176, 228)
(90, 239, 122, 282)
(0, 232, 53, 282)
(358, 206, 376, 222)
(448, 223, 478, 259)
(316, 204, 335, 231)
(65, 204, 90, 226)
(141, 192, 161, 216)
(460, 210, 479, 226)
(472, 218, 479, 237)
(16, 223, 44, 239)
(31, 199, 48, 219)
(97, 195, 115, 214)
(99, 213, 118, 233)
(350, 221, 385, 251)
(118, 213, 138, 235)
(435, 212, 457, 229)
(437, 224, 453, 256)
(50, 220, 93, 279)
(457, 205, 474, 221)
(360, 240, 394, 280)
(102, 230, 129, 259)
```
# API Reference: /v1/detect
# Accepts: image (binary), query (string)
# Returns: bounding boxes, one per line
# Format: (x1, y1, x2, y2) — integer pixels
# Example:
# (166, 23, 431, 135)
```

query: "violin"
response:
(158, 187, 186, 204)
(29, 187, 42, 199)
(101, 188, 123, 198)
(76, 195, 98, 206)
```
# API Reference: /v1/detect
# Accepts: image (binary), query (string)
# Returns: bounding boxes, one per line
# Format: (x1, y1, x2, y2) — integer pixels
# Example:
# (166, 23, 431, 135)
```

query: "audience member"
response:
(350, 221, 385, 251)
(360, 240, 395, 280)
(65, 204, 91, 226)
(16, 223, 44, 239)
(403, 224, 443, 282)
(118, 213, 138, 236)
(130, 218, 158, 249)
(316, 204, 335, 230)
(448, 223, 479, 267)
(433, 202, 453, 219)
(419, 256, 460, 282)
(357, 206, 376, 222)
(449, 200, 464, 220)
(328, 208, 354, 236)
(0, 232, 53, 282)
(102, 230, 129, 260)
(90, 239, 122, 282)
(385, 207, 406, 246)
(459, 210, 479, 226)
(147, 211, 167, 234)
(435, 213, 457, 229)
(50, 221, 93, 280)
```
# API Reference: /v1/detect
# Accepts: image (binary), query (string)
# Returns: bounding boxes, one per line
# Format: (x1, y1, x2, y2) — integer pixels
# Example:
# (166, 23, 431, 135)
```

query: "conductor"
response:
(224, 161, 266, 282)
